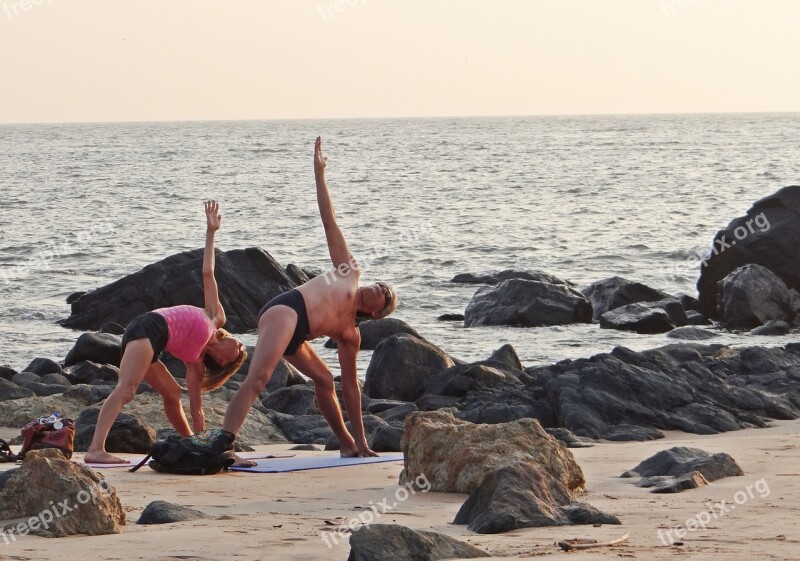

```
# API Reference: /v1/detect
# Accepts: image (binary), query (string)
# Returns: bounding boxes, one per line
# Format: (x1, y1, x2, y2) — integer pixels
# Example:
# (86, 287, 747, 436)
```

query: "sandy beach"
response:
(0, 420, 797, 561)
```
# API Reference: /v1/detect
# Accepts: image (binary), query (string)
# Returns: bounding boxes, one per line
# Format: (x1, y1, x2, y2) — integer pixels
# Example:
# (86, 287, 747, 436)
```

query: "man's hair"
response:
(373, 283, 398, 319)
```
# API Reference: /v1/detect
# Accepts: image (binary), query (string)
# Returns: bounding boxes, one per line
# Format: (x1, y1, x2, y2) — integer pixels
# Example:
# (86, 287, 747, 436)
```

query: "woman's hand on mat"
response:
(232, 453, 257, 468)
(314, 136, 327, 175)
(205, 200, 221, 232)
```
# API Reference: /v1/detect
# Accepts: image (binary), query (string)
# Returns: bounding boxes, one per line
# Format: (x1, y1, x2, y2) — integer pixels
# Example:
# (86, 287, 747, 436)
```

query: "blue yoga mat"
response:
(230, 453, 405, 473)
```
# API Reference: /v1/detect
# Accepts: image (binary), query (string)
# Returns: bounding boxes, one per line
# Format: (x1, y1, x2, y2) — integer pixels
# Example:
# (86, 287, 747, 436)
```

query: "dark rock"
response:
(74, 407, 156, 453)
(622, 447, 744, 482)
(685, 310, 712, 325)
(485, 344, 524, 371)
(99, 322, 125, 335)
(424, 363, 520, 397)
(59, 247, 303, 332)
(63, 361, 120, 385)
(289, 444, 321, 451)
(369, 424, 404, 452)
(697, 186, 800, 317)
(750, 320, 791, 336)
(717, 264, 791, 329)
(545, 428, 595, 448)
(679, 294, 703, 313)
(603, 424, 664, 442)
(137, 500, 211, 524)
(261, 385, 317, 416)
(23, 358, 62, 376)
(364, 334, 454, 402)
(40, 372, 72, 386)
(237, 352, 299, 392)
(464, 279, 592, 327)
(452, 270, 573, 286)
(11, 371, 40, 386)
(0, 378, 35, 401)
(667, 326, 717, 340)
(367, 399, 411, 414)
(19, 381, 69, 397)
(269, 413, 333, 444)
(438, 313, 465, 321)
(64, 332, 123, 367)
(600, 299, 687, 334)
(453, 462, 620, 533)
(325, 318, 424, 350)
(376, 403, 419, 423)
(650, 471, 710, 493)
(0, 366, 17, 381)
(346, 524, 490, 561)
(64, 384, 114, 405)
(415, 394, 461, 411)
(582, 277, 672, 321)
(285, 263, 312, 286)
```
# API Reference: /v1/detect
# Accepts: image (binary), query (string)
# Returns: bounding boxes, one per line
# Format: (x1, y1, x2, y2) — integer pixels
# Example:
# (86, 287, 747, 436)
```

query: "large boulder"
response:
(346, 524, 489, 561)
(63, 361, 120, 386)
(364, 334, 454, 401)
(464, 279, 592, 327)
(697, 185, 800, 317)
(0, 378, 35, 401)
(325, 318, 424, 350)
(0, 449, 125, 537)
(599, 299, 687, 334)
(261, 385, 317, 416)
(74, 408, 157, 453)
(59, 247, 303, 332)
(64, 332, 123, 367)
(621, 447, 744, 482)
(22, 358, 63, 376)
(582, 277, 672, 321)
(452, 270, 572, 286)
(717, 264, 792, 329)
(137, 501, 211, 524)
(269, 413, 333, 444)
(0, 366, 17, 381)
(453, 462, 620, 533)
(400, 411, 585, 494)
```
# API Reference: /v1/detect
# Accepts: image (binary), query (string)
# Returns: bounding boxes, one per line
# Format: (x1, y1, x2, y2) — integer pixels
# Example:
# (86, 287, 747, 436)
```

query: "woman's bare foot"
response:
(84, 451, 130, 464)
(232, 453, 257, 468)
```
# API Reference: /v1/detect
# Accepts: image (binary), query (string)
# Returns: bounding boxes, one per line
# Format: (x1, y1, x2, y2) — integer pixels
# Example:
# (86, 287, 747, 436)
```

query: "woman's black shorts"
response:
(121, 312, 169, 363)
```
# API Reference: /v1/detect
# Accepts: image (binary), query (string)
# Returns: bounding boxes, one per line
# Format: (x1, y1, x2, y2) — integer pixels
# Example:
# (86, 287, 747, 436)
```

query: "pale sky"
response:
(1, 0, 799, 123)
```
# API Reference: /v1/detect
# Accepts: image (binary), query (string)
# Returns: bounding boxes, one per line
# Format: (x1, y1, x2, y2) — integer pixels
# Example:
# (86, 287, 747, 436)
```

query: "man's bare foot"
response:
(232, 453, 257, 468)
(84, 451, 130, 464)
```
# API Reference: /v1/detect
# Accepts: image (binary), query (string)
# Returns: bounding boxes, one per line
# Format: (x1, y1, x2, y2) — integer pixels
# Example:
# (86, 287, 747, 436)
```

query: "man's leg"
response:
(84, 339, 153, 464)
(223, 306, 296, 435)
(286, 342, 358, 457)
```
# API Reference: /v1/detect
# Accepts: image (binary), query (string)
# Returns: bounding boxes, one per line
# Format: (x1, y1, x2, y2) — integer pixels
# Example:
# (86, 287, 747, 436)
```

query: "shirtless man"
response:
(223, 137, 398, 458)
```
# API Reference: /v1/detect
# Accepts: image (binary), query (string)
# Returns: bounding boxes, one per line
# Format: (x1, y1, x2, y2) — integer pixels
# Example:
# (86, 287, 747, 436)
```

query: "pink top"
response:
(153, 305, 216, 363)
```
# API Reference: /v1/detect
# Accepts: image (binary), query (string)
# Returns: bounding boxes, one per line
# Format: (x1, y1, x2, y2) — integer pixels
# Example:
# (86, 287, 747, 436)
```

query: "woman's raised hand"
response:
(314, 136, 328, 175)
(205, 200, 221, 232)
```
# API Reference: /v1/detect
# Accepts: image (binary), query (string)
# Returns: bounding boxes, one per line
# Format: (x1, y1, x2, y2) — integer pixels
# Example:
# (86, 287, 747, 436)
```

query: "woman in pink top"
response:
(85, 201, 248, 465)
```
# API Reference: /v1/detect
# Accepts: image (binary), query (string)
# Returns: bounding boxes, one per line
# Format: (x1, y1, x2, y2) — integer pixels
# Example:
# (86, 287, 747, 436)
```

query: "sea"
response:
(1, 114, 799, 377)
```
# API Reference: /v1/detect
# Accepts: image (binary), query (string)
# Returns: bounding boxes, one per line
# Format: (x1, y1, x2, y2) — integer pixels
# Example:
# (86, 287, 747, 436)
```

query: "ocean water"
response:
(1, 114, 799, 376)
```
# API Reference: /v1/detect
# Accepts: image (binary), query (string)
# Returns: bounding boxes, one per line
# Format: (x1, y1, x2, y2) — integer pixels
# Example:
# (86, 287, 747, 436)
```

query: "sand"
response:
(0, 420, 798, 561)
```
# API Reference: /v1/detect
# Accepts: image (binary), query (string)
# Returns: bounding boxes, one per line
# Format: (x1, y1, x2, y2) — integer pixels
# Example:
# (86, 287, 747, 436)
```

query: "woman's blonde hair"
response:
(202, 344, 248, 392)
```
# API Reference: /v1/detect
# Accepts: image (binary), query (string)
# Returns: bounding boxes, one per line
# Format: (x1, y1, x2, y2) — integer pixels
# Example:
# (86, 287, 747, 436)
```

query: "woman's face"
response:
(207, 331, 244, 366)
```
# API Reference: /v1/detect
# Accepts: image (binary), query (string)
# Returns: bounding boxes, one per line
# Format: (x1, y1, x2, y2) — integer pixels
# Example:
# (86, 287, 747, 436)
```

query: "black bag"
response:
(130, 428, 236, 475)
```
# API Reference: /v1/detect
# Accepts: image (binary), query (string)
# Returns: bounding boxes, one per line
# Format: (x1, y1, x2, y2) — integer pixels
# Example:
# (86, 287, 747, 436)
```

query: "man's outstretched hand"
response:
(314, 136, 328, 175)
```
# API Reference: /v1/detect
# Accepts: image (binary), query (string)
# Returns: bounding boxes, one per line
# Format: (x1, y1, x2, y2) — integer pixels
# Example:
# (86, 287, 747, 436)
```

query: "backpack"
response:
(130, 428, 236, 475)
(0, 417, 76, 462)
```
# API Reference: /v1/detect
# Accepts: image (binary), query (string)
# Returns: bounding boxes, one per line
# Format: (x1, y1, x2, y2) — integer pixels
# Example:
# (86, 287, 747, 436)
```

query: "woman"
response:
(223, 137, 397, 459)
(84, 201, 248, 464)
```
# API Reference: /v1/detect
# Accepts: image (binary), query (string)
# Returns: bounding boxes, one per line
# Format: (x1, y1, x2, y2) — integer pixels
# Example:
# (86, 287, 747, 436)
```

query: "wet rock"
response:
(621, 446, 744, 482)
(0, 378, 35, 401)
(401, 411, 585, 494)
(718, 264, 792, 329)
(697, 185, 800, 317)
(137, 501, 211, 524)
(453, 462, 620, 533)
(59, 247, 303, 332)
(0, 449, 125, 537)
(22, 358, 62, 376)
(464, 279, 592, 327)
(750, 320, 791, 336)
(667, 326, 717, 340)
(364, 334, 455, 402)
(452, 270, 572, 286)
(346, 524, 489, 561)
(261, 385, 317, 416)
(600, 299, 687, 334)
(485, 344, 524, 371)
(64, 332, 123, 367)
(583, 277, 672, 321)
(74, 408, 157, 454)
(438, 313, 465, 321)
(325, 318, 424, 350)
(685, 310, 712, 325)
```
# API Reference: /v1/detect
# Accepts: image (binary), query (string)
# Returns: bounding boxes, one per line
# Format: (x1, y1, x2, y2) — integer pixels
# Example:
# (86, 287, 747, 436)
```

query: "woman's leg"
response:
(144, 361, 192, 437)
(222, 306, 296, 435)
(285, 342, 358, 457)
(84, 339, 154, 464)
